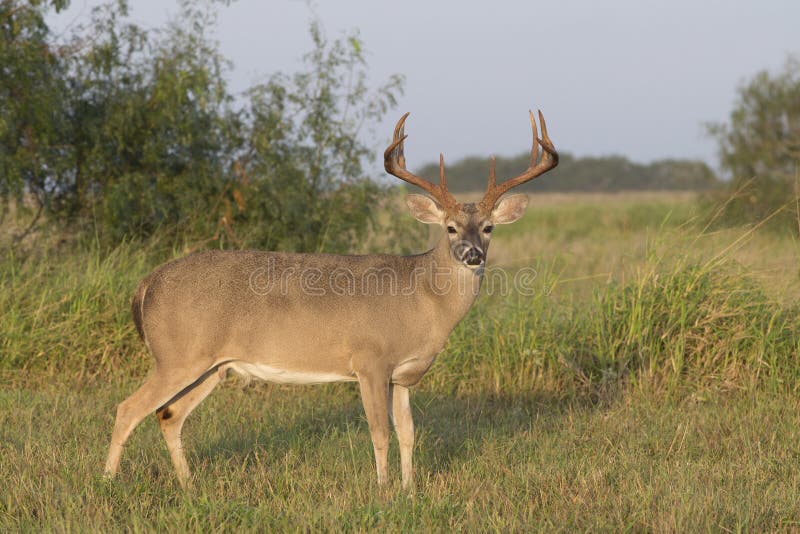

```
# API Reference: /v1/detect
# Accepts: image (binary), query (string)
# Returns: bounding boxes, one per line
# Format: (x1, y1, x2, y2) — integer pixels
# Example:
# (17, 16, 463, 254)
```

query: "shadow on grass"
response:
(186, 383, 589, 480)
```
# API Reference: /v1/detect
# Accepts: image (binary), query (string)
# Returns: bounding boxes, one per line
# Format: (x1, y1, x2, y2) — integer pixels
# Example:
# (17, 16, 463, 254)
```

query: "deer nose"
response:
(464, 247, 485, 266)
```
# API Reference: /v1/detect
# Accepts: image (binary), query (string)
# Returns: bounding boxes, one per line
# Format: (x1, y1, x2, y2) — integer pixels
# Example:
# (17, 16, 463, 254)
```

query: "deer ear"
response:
(406, 194, 444, 224)
(492, 194, 529, 224)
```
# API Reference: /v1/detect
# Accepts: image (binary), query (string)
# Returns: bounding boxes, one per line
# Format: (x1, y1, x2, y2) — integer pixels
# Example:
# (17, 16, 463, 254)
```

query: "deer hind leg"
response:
(389, 384, 414, 491)
(156, 368, 222, 486)
(103, 363, 211, 480)
(357, 372, 391, 486)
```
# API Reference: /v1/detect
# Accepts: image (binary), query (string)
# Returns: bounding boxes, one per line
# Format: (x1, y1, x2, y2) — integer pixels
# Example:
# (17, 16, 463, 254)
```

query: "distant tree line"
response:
(417, 153, 720, 194)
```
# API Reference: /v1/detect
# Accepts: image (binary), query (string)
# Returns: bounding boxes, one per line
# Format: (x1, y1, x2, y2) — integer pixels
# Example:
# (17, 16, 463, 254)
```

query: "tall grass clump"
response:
(583, 256, 799, 393)
(0, 241, 159, 383)
(434, 252, 800, 400)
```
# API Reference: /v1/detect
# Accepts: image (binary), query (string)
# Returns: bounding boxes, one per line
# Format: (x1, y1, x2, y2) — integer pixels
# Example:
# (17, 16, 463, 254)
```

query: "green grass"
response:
(2, 191, 800, 530)
(3, 385, 800, 530)
(0, 241, 154, 382)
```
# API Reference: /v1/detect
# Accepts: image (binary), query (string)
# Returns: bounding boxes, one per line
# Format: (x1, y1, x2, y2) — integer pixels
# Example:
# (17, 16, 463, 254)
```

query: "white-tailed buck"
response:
(104, 110, 558, 489)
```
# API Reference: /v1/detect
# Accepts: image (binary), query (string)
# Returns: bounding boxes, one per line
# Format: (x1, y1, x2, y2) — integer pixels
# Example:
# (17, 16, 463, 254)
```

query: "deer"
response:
(103, 110, 558, 490)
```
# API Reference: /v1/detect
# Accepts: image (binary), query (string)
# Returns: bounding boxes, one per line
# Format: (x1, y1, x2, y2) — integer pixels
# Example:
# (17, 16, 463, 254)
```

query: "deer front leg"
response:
(357, 372, 391, 485)
(390, 383, 414, 491)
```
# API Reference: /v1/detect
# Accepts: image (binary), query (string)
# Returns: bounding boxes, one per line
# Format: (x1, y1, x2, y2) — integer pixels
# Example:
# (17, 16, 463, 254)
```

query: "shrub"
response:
(707, 56, 800, 231)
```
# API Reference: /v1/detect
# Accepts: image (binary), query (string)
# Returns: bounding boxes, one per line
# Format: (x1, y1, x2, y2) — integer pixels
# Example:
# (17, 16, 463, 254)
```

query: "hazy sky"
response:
(52, 0, 800, 174)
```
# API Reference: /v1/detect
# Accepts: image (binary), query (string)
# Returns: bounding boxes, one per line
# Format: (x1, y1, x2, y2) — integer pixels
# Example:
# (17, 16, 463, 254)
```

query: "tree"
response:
(0, 0, 409, 252)
(708, 56, 800, 228)
(416, 152, 718, 193)
(230, 21, 405, 253)
(0, 0, 71, 231)
(62, 0, 240, 239)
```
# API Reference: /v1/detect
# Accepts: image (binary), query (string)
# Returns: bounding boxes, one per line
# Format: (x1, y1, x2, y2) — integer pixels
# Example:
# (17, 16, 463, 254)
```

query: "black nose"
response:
(465, 248, 485, 266)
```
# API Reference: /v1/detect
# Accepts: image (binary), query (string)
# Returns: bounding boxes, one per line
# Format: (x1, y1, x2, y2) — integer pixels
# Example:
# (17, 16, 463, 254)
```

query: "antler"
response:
(479, 110, 559, 211)
(384, 113, 459, 210)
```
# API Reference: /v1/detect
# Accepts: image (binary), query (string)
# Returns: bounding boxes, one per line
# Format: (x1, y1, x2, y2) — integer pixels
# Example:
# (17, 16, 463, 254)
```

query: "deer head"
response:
(384, 110, 559, 268)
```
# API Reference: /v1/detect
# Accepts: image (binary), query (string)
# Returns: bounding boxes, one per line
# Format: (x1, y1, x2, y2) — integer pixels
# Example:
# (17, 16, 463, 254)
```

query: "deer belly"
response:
(226, 362, 356, 385)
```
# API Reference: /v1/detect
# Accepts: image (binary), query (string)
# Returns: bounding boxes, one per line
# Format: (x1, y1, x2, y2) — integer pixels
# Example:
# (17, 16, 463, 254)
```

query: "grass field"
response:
(2, 191, 800, 531)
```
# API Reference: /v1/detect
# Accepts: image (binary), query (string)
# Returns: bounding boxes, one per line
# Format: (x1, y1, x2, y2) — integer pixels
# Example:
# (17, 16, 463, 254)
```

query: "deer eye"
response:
(447, 226, 457, 234)
(483, 225, 494, 234)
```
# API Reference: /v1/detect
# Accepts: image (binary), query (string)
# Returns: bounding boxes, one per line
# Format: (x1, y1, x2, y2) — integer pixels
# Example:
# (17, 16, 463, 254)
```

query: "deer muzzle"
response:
(464, 247, 485, 266)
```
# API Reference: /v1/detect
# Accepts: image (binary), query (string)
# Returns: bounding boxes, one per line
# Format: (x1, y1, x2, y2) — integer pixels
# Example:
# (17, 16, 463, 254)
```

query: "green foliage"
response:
(0, 1, 405, 251)
(62, 0, 237, 239)
(230, 21, 404, 253)
(0, 0, 70, 223)
(417, 152, 719, 193)
(708, 56, 800, 229)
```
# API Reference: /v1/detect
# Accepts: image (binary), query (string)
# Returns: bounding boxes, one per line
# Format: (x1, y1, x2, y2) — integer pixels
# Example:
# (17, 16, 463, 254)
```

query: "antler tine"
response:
(384, 113, 458, 209)
(480, 109, 559, 211)
(529, 109, 540, 168)
(537, 109, 557, 159)
(383, 112, 409, 169)
(439, 153, 446, 191)
(488, 155, 496, 190)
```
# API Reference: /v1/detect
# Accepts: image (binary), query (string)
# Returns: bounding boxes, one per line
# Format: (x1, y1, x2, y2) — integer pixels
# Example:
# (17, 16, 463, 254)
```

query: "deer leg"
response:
(389, 384, 414, 491)
(156, 369, 222, 486)
(358, 372, 391, 485)
(104, 365, 210, 479)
